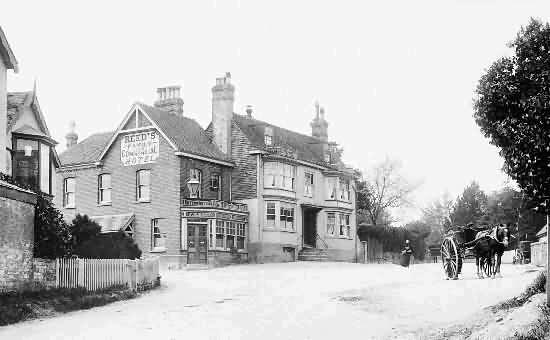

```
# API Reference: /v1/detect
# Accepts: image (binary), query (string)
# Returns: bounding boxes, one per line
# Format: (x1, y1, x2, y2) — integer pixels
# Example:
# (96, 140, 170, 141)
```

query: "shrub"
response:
(34, 193, 72, 259)
(74, 231, 142, 259)
(70, 214, 101, 245)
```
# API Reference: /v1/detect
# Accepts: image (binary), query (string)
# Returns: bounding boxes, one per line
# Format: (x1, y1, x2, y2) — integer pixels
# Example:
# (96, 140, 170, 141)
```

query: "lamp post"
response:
(187, 176, 200, 199)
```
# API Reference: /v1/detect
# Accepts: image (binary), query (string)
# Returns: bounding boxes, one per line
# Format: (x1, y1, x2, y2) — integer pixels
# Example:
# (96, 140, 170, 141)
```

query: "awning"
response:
(90, 213, 135, 233)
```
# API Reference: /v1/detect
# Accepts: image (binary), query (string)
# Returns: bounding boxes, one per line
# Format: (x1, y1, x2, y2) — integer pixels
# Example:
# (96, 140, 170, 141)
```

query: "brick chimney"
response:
(310, 101, 329, 159)
(211, 72, 234, 155)
(65, 121, 78, 149)
(154, 85, 184, 116)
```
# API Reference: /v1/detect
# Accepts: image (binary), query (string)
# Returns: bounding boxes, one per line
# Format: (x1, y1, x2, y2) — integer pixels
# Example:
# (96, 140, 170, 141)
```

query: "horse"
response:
(467, 224, 510, 279)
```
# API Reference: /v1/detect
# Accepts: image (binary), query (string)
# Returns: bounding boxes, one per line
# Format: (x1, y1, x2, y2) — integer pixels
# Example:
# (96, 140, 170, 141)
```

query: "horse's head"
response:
(497, 226, 510, 248)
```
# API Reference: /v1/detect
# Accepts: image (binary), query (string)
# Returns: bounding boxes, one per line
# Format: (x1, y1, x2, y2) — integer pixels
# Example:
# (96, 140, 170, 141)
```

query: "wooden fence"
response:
(531, 241, 547, 267)
(55, 257, 160, 291)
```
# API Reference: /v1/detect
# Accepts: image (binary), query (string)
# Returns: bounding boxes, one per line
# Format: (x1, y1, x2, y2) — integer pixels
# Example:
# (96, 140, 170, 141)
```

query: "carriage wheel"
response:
(441, 238, 460, 280)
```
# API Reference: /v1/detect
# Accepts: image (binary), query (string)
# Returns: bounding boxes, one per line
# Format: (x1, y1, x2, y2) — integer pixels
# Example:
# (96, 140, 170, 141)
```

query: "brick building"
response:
(55, 87, 248, 268)
(207, 73, 358, 263)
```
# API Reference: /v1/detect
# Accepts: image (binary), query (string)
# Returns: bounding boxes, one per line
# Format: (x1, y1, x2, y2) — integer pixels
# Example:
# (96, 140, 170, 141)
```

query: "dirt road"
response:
(0, 262, 539, 340)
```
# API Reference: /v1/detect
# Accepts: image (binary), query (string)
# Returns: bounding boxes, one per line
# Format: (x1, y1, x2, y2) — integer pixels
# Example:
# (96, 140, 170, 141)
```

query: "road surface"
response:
(0, 262, 540, 340)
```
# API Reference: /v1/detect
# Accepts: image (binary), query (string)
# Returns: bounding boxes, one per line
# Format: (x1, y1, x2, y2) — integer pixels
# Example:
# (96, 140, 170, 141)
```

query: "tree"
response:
(421, 192, 455, 245)
(70, 214, 101, 246)
(473, 18, 550, 213)
(34, 194, 72, 259)
(356, 158, 417, 226)
(404, 221, 431, 260)
(450, 181, 488, 226)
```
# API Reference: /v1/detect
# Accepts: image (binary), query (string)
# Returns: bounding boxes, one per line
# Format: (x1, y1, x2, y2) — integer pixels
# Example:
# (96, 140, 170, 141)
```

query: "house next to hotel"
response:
(206, 73, 358, 263)
(55, 73, 358, 267)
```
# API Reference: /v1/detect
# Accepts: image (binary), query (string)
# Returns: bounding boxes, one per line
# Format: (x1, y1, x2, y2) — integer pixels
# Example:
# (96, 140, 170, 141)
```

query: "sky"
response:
(2, 0, 549, 223)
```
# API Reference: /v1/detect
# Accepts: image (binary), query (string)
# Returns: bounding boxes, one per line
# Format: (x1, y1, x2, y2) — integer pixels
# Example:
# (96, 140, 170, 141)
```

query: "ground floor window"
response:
(210, 219, 247, 251)
(151, 219, 166, 250)
(280, 203, 295, 231)
(266, 202, 276, 227)
(265, 201, 296, 230)
(327, 213, 336, 235)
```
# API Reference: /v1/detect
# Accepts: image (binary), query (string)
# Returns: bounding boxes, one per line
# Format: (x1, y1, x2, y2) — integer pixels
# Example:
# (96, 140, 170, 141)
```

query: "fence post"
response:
(78, 258, 84, 287)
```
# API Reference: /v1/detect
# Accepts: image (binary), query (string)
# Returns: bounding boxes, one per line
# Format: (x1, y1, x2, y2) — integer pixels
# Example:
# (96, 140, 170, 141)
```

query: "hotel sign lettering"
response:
(121, 131, 160, 166)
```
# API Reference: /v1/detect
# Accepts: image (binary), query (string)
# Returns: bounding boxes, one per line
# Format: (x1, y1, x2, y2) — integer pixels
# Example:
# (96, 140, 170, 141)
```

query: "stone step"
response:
(186, 264, 210, 271)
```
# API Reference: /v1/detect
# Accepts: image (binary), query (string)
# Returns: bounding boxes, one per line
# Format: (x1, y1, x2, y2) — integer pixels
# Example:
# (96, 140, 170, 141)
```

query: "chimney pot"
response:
(246, 105, 253, 118)
(154, 85, 184, 116)
(65, 120, 78, 148)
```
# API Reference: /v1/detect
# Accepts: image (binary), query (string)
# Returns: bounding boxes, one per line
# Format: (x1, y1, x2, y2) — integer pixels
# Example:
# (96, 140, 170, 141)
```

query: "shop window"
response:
(237, 223, 246, 249)
(266, 202, 276, 227)
(226, 222, 236, 249)
(215, 220, 224, 248)
(280, 203, 295, 231)
(98, 174, 112, 204)
(327, 212, 336, 235)
(190, 168, 202, 198)
(151, 219, 166, 250)
(137, 170, 151, 202)
(63, 177, 76, 208)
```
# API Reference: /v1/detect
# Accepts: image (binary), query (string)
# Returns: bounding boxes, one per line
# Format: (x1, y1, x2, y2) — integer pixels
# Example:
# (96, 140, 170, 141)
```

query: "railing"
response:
(316, 233, 329, 249)
(181, 199, 248, 212)
(55, 257, 160, 291)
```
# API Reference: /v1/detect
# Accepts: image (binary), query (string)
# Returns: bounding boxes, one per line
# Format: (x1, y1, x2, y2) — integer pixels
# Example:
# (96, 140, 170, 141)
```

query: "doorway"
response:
(302, 207, 320, 248)
(187, 224, 208, 264)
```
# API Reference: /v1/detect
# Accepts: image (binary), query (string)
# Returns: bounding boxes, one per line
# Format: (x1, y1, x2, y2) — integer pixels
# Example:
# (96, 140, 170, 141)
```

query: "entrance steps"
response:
(298, 248, 329, 262)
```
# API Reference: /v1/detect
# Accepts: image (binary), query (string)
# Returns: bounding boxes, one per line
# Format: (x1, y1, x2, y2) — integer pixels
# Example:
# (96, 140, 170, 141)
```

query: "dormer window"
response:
(264, 126, 273, 146)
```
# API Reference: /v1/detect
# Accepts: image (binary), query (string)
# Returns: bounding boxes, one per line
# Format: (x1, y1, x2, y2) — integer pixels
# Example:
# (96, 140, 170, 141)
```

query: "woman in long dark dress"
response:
(401, 240, 414, 267)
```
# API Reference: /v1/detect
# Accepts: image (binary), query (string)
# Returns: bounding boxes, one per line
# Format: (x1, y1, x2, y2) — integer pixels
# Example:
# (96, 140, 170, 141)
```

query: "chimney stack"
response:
(65, 121, 78, 149)
(310, 101, 329, 159)
(212, 72, 235, 155)
(245, 105, 253, 118)
(154, 85, 184, 116)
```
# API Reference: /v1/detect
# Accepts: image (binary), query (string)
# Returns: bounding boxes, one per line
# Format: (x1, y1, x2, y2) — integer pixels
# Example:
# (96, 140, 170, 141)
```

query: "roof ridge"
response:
(233, 113, 321, 142)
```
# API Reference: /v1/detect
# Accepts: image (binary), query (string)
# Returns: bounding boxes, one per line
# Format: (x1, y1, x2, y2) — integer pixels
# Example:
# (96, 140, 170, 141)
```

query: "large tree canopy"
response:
(473, 18, 550, 212)
(450, 181, 488, 226)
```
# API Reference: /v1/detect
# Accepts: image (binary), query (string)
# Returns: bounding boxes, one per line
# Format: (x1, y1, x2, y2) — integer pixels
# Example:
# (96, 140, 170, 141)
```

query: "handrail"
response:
(316, 233, 329, 249)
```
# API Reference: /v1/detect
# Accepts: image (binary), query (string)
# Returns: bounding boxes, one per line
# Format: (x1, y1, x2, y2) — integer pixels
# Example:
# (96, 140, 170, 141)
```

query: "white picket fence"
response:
(55, 257, 160, 291)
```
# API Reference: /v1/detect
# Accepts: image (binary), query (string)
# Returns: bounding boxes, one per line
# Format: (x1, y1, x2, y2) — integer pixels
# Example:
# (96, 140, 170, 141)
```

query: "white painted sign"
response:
(121, 131, 159, 166)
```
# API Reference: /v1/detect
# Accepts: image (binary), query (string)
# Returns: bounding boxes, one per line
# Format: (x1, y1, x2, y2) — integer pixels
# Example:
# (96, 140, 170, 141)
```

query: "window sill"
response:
(264, 186, 295, 193)
(280, 229, 296, 233)
(150, 248, 166, 253)
(64, 206, 76, 209)
(210, 248, 248, 253)
(135, 200, 151, 204)
(98, 202, 112, 206)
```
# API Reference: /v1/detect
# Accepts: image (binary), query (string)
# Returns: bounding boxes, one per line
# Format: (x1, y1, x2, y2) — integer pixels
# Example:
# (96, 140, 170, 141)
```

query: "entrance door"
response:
(303, 208, 318, 248)
(187, 224, 208, 264)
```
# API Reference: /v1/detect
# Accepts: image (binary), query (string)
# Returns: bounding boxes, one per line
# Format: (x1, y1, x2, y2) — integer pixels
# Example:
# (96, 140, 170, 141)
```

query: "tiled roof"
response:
(59, 131, 114, 166)
(137, 103, 230, 162)
(90, 213, 135, 233)
(6, 92, 30, 132)
(232, 114, 327, 166)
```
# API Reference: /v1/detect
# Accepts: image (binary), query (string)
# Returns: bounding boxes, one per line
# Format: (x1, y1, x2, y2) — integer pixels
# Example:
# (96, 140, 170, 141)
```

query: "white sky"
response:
(2, 1, 549, 223)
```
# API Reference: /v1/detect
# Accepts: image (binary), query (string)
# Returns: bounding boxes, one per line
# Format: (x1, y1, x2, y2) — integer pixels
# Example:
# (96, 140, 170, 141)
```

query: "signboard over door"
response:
(121, 131, 160, 166)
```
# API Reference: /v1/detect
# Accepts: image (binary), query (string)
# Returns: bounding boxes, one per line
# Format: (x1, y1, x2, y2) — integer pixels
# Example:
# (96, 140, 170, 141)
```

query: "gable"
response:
(122, 113, 136, 130)
(137, 111, 152, 128)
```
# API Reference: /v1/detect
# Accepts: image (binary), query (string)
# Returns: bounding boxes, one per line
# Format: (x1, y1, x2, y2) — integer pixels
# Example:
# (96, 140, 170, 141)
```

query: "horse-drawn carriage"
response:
(440, 224, 510, 280)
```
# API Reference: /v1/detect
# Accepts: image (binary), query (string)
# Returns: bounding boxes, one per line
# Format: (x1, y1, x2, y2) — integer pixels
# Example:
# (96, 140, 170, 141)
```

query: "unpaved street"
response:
(0, 262, 540, 340)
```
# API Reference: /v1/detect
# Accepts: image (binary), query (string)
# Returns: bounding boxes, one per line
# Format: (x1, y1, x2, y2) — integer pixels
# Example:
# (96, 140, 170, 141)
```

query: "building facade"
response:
(207, 73, 358, 263)
(55, 89, 248, 268)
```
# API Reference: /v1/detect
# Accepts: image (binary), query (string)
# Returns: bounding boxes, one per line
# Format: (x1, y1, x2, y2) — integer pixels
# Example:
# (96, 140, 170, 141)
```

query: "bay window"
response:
(98, 174, 112, 204)
(226, 222, 236, 249)
(304, 172, 314, 197)
(215, 220, 224, 248)
(279, 203, 295, 231)
(327, 212, 336, 235)
(266, 202, 276, 227)
(340, 179, 350, 201)
(263, 162, 296, 191)
(237, 223, 246, 249)
(327, 177, 338, 199)
(12, 138, 53, 194)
